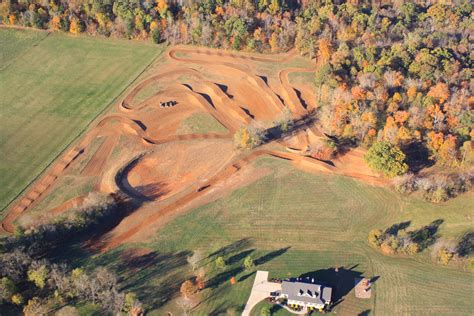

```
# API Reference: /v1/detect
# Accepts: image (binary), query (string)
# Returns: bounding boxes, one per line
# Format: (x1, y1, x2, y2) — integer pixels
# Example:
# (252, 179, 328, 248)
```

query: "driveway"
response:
(242, 271, 282, 316)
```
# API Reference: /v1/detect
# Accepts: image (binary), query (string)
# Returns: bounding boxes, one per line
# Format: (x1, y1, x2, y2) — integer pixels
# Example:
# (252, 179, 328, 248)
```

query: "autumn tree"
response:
(27, 264, 49, 289)
(268, 0, 280, 15)
(180, 280, 197, 298)
(234, 126, 264, 149)
(156, 0, 168, 19)
(269, 32, 279, 52)
(317, 38, 331, 66)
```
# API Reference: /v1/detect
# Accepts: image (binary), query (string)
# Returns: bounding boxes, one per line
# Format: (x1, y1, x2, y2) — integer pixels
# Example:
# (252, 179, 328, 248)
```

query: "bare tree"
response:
(187, 250, 203, 272)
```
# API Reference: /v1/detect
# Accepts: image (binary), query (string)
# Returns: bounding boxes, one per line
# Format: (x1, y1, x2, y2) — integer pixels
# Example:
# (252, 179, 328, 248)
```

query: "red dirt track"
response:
(1, 46, 386, 245)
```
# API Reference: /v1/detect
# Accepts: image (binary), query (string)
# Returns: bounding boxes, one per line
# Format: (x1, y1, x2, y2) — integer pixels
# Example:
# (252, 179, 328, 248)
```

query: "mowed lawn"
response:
(85, 158, 473, 316)
(0, 28, 162, 213)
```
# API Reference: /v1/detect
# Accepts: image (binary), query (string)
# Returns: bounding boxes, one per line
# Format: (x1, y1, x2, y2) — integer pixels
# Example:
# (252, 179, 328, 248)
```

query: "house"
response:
(280, 278, 332, 310)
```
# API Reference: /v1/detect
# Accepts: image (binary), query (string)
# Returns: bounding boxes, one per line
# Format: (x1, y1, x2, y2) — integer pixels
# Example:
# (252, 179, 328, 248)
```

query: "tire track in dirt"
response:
(168, 48, 287, 119)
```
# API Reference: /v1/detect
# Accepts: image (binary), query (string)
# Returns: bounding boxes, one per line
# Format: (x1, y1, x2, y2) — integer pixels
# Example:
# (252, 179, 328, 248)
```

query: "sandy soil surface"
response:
(1, 45, 387, 246)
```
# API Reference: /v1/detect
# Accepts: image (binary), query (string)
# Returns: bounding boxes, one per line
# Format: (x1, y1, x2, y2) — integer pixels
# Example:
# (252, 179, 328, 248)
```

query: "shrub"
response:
(368, 229, 384, 248)
(365, 142, 409, 178)
(437, 247, 455, 265)
(27, 264, 49, 289)
(0, 277, 16, 302)
(11, 293, 24, 305)
(404, 242, 421, 255)
(395, 172, 473, 203)
(260, 306, 271, 316)
(380, 241, 396, 255)
(180, 280, 197, 298)
(243, 255, 254, 270)
(425, 187, 449, 203)
(234, 126, 264, 149)
(215, 256, 226, 269)
(393, 173, 418, 194)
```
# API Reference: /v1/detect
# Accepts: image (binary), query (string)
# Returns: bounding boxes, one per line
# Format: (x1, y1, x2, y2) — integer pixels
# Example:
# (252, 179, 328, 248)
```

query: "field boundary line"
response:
(0, 45, 165, 216)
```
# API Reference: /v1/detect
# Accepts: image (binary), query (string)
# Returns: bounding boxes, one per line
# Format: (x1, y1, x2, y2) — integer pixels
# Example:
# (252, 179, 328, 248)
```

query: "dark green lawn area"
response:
(83, 158, 473, 316)
(0, 28, 163, 213)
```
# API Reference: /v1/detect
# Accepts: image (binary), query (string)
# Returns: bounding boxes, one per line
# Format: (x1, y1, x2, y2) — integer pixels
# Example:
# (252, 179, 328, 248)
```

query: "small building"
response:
(280, 278, 332, 310)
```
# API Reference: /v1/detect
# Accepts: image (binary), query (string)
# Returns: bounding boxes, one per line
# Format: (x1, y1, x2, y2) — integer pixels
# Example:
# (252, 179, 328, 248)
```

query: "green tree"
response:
(152, 27, 162, 44)
(365, 142, 408, 178)
(243, 255, 254, 270)
(215, 256, 226, 269)
(0, 277, 16, 302)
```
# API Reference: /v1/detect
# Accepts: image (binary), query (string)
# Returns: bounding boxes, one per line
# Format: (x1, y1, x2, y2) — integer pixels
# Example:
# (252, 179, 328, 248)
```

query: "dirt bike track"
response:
(1, 46, 386, 244)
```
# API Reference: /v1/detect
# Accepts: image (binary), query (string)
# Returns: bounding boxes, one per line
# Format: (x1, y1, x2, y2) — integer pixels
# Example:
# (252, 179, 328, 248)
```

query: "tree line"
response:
(0, 193, 142, 315)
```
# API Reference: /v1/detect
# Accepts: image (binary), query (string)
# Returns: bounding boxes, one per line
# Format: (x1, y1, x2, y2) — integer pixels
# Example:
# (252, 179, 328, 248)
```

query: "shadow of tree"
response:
(207, 238, 253, 259)
(358, 309, 372, 316)
(457, 232, 474, 257)
(409, 219, 444, 250)
(38, 193, 145, 265)
(255, 247, 290, 266)
(206, 266, 244, 289)
(227, 249, 255, 265)
(238, 271, 255, 282)
(270, 303, 284, 314)
(263, 111, 317, 143)
(402, 142, 434, 173)
(385, 221, 411, 235)
(118, 250, 191, 310)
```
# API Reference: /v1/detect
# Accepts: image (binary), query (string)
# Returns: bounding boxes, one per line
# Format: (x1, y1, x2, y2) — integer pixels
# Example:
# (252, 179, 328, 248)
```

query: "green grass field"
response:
(0, 28, 163, 213)
(177, 112, 228, 135)
(82, 158, 473, 315)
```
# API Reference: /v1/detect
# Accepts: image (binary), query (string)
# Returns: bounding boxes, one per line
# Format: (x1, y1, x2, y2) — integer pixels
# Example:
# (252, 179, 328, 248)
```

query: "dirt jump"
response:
(0, 45, 386, 246)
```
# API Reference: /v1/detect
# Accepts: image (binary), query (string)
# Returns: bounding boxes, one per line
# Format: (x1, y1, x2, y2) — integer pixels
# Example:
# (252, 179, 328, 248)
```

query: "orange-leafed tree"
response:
(407, 86, 417, 100)
(427, 82, 450, 103)
(351, 86, 366, 100)
(50, 15, 61, 30)
(427, 131, 444, 153)
(69, 17, 81, 34)
(215, 6, 224, 16)
(438, 134, 459, 166)
(156, 0, 168, 18)
(394, 111, 409, 125)
(180, 280, 197, 298)
(318, 38, 331, 66)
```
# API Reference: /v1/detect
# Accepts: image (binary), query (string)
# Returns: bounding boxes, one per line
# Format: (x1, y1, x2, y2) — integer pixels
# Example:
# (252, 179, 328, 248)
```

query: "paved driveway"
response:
(242, 271, 282, 316)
